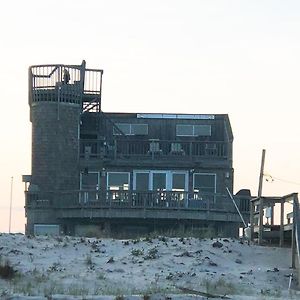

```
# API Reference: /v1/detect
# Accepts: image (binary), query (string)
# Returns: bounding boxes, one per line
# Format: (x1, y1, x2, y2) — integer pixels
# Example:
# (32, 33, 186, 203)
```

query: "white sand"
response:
(0, 233, 299, 299)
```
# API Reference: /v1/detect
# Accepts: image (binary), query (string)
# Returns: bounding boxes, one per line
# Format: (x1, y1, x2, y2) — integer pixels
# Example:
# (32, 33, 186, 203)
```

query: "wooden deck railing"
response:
(80, 139, 229, 160)
(25, 190, 249, 213)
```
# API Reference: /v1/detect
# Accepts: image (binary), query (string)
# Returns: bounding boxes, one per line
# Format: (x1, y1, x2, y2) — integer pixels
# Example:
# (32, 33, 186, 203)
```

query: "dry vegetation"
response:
(0, 233, 299, 299)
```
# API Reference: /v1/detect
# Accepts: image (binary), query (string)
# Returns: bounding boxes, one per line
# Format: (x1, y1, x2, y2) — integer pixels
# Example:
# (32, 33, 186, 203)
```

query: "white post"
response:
(258, 149, 266, 245)
(226, 187, 247, 228)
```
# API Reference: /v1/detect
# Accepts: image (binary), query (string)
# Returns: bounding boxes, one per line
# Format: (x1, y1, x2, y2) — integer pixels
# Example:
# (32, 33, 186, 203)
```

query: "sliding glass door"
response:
(133, 170, 188, 192)
(133, 170, 188, 206)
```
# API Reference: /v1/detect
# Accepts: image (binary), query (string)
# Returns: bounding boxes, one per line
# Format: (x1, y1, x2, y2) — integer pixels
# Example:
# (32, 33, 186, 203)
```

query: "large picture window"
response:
(193, 173, 216, 194)
(107, 172, 130, 190)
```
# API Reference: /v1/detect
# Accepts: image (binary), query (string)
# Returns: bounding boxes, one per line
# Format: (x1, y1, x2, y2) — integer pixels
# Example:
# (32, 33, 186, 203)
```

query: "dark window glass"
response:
(108, 173, 129, 190)
(172, 174, 185, 190)
(194, 174, 215, 193)
(153, 173, 166, 191)
(176, 125, 193, 136)
(135, 173, 149, 190)
(131, 124, 148, 135)
(81, 173, 98, 189)
(194, 125, 211, 136)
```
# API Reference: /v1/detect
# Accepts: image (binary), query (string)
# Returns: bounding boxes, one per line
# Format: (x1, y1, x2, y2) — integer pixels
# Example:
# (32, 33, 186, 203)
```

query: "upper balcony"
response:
(80, 139, 230, 164)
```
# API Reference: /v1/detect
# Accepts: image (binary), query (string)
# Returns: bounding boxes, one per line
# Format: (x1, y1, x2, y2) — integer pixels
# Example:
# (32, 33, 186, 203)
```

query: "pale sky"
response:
(1, 0, 300, 233)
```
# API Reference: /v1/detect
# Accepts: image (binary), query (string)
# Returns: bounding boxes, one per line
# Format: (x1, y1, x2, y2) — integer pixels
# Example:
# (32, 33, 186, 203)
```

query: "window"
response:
(107, 172, 130, 190)
(194, 125, 211, 136)
(172, 173, 186, 192)
(176, 125, 193, 136)
(153, 173, 167, 191)
(80, 172, 100, 203)
(113, 124, 130, 135)
(193, 173, 216, 194)
(81, 172, 99, 190)
(176, 124, 211, 136)
(131, 124, 148, 135)
(135, 173, 149, 191)
(34, 224, 60, 236)
(113, 123, 148, 135)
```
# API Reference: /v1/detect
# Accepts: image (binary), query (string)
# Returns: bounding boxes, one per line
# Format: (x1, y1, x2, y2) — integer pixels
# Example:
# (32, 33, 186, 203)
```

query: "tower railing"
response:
(28, 62, 103, 112)
(29, 64, 83, 104)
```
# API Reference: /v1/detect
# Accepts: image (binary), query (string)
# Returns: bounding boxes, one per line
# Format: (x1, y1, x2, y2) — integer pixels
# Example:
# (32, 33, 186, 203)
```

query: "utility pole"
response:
(9, 176, 13, 233)
(258, 149, 266, 245)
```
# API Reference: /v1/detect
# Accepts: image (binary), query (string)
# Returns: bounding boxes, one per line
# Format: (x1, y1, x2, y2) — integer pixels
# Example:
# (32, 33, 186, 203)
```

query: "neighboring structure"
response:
(250, 193, 299, 247)
(24, 61, 250, 237)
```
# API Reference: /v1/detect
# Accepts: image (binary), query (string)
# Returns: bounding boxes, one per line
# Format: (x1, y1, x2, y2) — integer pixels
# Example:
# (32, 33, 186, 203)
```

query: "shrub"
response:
(131, 249, 144, 256)
(144, 247, 159, 260)
(0, 260, 15, 280)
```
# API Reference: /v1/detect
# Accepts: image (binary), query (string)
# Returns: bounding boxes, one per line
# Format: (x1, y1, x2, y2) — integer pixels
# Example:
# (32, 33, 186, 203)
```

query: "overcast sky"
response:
(1, 0, 300, 232)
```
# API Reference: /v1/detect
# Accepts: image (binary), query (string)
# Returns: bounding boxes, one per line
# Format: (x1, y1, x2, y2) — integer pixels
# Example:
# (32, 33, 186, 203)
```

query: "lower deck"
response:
(25, 189, 250, 237)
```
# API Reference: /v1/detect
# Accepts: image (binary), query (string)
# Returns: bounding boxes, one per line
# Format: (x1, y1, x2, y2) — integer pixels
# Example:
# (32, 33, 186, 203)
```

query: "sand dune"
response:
(0, 233, 299, 299)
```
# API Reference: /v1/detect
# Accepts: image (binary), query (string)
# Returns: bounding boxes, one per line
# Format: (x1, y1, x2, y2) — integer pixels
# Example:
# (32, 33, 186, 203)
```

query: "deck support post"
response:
(270, 205, 274, 225)
(104, 221, 111, 237)
(250, 202, 253, 240)
(291, 209, 295, 268)
(280, 199, 284, 247)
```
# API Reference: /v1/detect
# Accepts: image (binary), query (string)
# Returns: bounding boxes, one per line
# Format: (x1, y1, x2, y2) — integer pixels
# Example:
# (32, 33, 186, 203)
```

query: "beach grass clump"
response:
(0, 259, 16, 280)
(202, 277, 237, 295)
(144, 247, 159, 260)
(131, 248, 144, 256)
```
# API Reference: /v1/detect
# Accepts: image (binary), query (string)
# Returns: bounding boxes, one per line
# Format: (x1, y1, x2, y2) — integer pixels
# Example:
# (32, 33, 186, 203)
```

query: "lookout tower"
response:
(26, 61, 103, 233)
